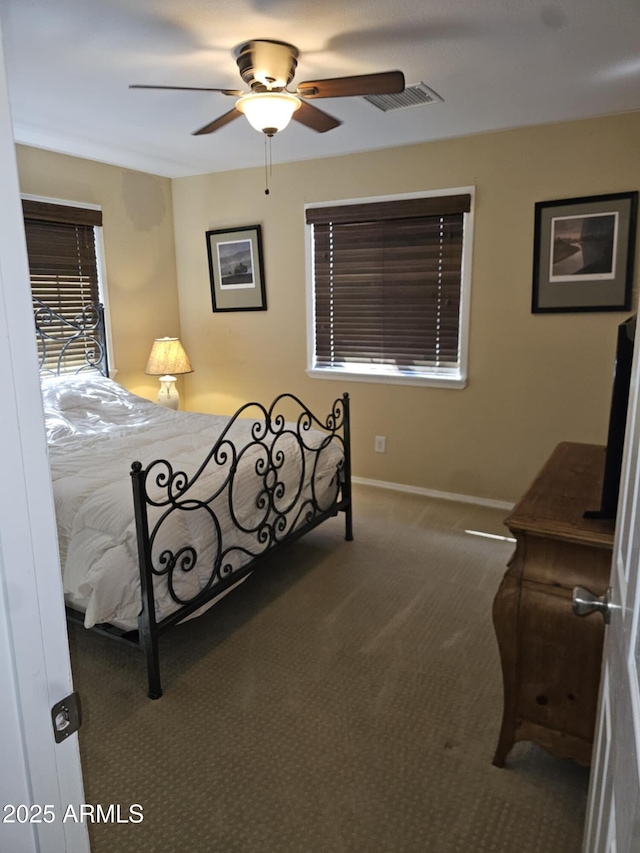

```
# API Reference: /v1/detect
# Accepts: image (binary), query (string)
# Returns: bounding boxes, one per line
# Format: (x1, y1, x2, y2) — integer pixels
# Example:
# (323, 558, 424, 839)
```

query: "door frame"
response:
(0, 17, 89, 853)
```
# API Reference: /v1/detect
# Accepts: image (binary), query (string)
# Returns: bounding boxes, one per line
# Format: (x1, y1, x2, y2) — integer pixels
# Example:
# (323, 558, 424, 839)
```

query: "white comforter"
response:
(42, 375, 342, 631)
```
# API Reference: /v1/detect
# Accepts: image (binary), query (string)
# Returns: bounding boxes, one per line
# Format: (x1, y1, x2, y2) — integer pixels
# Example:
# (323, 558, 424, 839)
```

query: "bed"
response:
(36, 300, 353, 698)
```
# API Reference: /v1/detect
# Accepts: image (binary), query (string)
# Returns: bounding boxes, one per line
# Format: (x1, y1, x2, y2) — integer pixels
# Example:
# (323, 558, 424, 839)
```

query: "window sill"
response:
(306, 367, 467, 389)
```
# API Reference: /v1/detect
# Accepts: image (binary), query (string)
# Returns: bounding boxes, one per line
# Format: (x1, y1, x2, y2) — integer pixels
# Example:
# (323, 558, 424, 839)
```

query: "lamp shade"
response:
(145, 337, 193, 376)
(236, 91, 301, 135)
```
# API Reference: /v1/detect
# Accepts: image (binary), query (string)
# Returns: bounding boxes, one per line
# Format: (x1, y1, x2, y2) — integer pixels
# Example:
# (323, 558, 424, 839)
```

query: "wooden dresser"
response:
(492, 441, 615, 767)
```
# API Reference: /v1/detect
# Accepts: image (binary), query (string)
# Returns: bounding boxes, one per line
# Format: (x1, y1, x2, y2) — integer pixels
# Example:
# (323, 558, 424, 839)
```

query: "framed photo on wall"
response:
(206, 224, 267, 312)
(532, 192, 638, 313)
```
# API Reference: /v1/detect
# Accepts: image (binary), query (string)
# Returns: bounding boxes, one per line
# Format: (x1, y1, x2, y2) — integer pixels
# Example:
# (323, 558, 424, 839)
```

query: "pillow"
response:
(40, 372, 113, 410)
(40, 372, 159, 439)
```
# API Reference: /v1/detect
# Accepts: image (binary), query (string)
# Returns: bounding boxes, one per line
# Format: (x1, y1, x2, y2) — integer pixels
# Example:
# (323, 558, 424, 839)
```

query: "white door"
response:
(0, 16, 90, 853)
(582, 331, 640, 852)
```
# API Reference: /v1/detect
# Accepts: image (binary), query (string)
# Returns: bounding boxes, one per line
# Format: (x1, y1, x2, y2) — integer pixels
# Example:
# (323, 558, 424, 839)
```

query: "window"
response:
(305, 189, 474, 388)
(22, 199, 107, 374)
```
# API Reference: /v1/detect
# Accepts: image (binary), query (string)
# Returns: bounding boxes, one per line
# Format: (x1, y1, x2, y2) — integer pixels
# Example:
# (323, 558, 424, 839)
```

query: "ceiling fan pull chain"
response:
(264, 134, 270, 195)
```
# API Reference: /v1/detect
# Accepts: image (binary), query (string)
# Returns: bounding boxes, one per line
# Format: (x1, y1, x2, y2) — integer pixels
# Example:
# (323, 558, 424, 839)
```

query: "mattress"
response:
(42, 374, 343, 631)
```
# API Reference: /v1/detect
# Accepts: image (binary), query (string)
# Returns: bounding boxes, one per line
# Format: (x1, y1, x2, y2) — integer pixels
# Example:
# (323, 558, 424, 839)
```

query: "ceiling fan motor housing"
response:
(235, 39, 299, 92)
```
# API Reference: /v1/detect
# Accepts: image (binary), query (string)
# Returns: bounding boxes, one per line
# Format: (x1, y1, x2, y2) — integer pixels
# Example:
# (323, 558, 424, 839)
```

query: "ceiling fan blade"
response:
(130, 84, 243, 96)
(192, 108, 243, 136)
(296, 70, 405, 99)
(292, 101, 342, 133)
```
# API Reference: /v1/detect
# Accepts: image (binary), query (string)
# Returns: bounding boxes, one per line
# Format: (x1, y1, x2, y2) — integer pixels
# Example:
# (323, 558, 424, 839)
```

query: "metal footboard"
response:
(130, 392, 352, 698)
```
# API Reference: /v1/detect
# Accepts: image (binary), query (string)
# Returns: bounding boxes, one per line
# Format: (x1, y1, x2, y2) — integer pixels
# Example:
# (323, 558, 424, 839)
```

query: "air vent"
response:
(363, 82, 444, 112)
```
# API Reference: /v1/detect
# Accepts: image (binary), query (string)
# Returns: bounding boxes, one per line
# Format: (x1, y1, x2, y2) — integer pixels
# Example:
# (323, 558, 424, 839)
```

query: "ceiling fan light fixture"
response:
(236, 91, 300, 135)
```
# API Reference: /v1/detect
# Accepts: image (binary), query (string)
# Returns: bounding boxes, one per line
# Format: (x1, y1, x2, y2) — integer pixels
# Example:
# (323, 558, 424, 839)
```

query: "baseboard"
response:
(351, 476, 514, 511)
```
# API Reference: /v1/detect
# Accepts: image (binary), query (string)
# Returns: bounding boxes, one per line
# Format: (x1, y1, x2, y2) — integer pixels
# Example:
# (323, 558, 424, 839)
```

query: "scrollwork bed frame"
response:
(35, 299, 353, 698)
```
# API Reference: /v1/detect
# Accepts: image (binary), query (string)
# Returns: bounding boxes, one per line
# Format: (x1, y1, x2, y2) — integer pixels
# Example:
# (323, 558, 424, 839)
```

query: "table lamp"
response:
(145, 337, 193, 410)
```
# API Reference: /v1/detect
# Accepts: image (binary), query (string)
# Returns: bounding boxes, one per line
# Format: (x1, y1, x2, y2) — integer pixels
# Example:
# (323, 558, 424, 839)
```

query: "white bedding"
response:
(42, 374, 342, 632)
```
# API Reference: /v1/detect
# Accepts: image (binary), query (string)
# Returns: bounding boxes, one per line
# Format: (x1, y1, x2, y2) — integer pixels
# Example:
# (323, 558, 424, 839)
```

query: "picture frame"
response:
(206, 224, 267, 312)
(532, 192, 638, 313)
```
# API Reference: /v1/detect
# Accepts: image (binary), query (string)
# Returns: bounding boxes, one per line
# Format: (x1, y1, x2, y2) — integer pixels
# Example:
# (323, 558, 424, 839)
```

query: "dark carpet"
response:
(68, 485, 589, 852)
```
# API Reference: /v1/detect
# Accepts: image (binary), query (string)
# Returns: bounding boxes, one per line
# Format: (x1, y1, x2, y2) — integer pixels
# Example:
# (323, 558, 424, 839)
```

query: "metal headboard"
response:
(34, 297, 109, 377)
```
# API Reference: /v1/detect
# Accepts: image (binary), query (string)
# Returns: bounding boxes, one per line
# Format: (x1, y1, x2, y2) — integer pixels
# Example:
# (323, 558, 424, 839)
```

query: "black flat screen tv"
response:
(586, 314, 636, 520)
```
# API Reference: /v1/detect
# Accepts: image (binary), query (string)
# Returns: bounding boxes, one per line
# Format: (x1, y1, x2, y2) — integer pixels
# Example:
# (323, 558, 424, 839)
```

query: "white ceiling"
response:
(1, 0, 639, 179)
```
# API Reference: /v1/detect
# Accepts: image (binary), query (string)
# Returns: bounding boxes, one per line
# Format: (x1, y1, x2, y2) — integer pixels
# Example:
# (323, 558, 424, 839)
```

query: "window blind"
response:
(23, 201, 102, 372)
(307, 195, 469, 372)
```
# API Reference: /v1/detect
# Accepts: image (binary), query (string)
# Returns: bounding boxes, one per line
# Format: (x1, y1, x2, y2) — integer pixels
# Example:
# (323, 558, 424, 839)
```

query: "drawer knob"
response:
(572, 585, 613, 624)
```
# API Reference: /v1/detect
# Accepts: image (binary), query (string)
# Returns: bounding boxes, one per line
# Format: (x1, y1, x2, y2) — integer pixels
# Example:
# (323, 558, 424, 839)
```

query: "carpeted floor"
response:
(68, 484, 590, 852)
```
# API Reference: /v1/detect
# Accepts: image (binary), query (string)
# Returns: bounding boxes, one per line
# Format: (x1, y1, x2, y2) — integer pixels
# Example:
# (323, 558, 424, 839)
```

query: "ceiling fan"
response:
(130, 39, 405, 138)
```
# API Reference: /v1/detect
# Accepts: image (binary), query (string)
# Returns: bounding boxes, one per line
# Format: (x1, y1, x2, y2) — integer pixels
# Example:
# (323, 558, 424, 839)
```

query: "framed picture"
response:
(532, 192, 638, 313)
(206, 224, 267, 312)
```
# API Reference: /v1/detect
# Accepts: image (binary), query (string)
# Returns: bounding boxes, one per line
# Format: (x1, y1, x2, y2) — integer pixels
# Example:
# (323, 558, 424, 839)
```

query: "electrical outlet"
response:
(375, 435, 386, 453)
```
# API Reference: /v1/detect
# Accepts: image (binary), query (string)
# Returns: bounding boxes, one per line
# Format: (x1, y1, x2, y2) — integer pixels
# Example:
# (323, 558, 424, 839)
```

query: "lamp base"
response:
(157, 375, 179, 410)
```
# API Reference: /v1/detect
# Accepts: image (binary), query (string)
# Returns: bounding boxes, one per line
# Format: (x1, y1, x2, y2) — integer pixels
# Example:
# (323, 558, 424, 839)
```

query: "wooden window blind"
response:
(307, 194, 470, 374)
(22, 201, 102, 373)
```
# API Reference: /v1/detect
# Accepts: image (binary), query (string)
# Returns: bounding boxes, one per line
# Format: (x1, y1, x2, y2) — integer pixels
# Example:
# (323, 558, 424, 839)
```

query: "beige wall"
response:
(172, 112, 640, 503)
(16, 145, 179, 397)
(14, 116, 637, 505)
